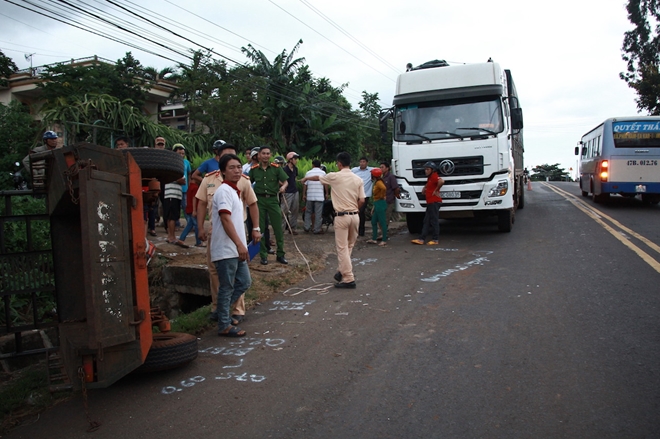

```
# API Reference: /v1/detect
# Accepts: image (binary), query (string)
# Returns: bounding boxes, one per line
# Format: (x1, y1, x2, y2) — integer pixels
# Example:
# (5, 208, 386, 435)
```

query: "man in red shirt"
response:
(411, 161, 444, 245)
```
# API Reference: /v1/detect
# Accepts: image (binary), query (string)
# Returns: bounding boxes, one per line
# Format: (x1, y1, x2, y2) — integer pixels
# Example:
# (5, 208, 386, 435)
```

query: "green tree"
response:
(175, 51, 264, 148)
(242, 40, 308, 149)
(531, 163, 569, 181)
(0, 101, 41, 190)
(357, 91, 390, 162)
(621, 0, 660, 114)
(38, 52, 152, 111)
(0, 50, 18, 87)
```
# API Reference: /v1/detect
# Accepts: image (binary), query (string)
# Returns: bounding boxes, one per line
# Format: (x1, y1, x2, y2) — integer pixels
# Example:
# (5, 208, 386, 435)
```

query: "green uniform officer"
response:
(250, 146, 289, 265)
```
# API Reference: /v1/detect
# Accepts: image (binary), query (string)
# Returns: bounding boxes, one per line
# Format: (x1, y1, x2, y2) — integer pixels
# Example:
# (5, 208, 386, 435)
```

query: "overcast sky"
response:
(0, 0, 643, 175)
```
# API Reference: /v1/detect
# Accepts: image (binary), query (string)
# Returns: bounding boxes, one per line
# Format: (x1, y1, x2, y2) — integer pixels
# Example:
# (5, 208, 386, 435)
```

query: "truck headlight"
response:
(399, 189, 411, 200)
(488, 180, 508, 197)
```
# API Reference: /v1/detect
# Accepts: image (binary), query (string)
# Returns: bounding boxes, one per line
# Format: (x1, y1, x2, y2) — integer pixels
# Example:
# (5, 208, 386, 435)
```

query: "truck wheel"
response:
(134, 332, 198, 373)
(122, 148, 184, 184)
(406, 212, 424, 235)
(497, 209, 513, 233)
(517, 184, 525, 209)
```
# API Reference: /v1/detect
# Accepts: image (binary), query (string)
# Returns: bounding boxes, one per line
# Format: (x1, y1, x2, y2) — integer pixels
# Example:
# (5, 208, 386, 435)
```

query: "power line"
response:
(266, 0, 396, 84)
(3, 0, 382, 131)
(298, 0, 401, 75)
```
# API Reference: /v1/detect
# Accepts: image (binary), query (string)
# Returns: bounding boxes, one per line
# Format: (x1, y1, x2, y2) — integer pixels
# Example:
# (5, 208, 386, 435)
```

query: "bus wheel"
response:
(592, 192, 609, 203)
(641, 194, 660, 205)
(581, 190, 588, 197)
(497, 209, 513, 233)
(406, 212, 424, 235)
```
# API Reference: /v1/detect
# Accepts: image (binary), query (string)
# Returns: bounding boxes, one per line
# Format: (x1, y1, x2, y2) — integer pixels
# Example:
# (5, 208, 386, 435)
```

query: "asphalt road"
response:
(6, 182, 660, 439)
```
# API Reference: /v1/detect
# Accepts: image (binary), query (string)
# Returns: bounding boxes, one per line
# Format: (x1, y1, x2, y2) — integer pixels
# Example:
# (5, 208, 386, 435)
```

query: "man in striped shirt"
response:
(164, 146, 188, 247)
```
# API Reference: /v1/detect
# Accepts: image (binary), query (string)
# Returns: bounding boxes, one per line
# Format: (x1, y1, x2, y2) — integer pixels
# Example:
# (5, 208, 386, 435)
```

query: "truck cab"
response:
(384, 60, 524, 233)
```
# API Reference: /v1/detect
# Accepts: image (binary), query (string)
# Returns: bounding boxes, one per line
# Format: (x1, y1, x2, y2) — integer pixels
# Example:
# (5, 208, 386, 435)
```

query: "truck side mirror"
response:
(379, 109, 391, 144)
(511, 108, 523, 130)
(574, 146, 579, 156)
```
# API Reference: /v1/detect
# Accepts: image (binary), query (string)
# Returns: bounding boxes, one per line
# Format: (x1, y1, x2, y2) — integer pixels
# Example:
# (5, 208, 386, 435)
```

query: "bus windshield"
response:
(394, 96, 503, 143)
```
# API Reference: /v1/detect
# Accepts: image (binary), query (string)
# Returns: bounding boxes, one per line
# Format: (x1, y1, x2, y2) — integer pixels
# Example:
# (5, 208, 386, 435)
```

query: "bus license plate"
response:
(440, 191, 461, 199)
(636, 185, 647, 193)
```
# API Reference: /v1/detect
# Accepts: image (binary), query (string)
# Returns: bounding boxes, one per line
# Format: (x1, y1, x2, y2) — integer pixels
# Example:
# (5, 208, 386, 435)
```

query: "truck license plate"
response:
(636, 185, 647, 193)
(440, 191, 461, 199)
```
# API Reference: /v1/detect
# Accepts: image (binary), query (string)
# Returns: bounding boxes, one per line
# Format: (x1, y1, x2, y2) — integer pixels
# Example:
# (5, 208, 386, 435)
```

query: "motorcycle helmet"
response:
(370, 168, 382, 178)
(43, 130, 58, 140)
(422, 161, 437, 171)
(273, 156, 285, 165)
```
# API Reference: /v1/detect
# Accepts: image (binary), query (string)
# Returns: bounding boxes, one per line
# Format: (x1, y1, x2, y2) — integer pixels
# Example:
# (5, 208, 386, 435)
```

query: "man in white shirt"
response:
(302, 159, 327, 234)
(210, 153, 255, 337)
(351, 157, 373, 236)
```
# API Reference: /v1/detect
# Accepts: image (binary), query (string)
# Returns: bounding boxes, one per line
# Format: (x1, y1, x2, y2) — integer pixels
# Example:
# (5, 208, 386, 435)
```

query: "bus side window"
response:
(596, 136, 601, 156)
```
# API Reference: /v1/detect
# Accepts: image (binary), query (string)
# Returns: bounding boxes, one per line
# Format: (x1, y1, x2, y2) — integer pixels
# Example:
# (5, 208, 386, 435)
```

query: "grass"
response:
(0, 364, 71, 434)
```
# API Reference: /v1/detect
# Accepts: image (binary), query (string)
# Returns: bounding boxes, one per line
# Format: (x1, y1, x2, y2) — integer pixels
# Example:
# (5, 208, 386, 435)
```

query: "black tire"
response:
(518, 183, 525, 209)
(134, 332, 198, 373)
(592, 192, 609, 204)
(406, 212, 424, 235)
(581, 190, 588, 197)
(497, 209, 513, 233)
(641, 194, 660, 205)
(122, 148, 184, 184)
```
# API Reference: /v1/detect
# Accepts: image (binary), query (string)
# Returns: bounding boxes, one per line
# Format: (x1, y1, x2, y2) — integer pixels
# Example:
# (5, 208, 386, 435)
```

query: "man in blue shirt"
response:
(351, 157, 373, 236)
(192, 140, 226, 184)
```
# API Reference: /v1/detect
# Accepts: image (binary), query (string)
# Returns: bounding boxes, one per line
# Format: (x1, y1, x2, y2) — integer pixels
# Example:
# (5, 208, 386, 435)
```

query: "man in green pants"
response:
(250, 145, 289, 265)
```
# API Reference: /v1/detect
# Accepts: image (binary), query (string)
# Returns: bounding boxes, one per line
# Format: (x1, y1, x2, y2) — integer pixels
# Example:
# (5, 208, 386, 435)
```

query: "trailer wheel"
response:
(497, 209, 513, 233)
(122, 148, 184, 184)
(134, 332, 198, 373)
(406, 212, 424, 235)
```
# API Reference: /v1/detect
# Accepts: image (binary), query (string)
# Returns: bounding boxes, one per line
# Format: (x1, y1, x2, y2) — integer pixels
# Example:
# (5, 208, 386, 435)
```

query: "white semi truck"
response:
(381, 59, 525, 232)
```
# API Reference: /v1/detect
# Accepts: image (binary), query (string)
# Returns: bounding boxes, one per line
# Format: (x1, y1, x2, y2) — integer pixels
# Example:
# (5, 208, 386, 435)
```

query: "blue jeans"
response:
(179, 212, 200, 245)
(213, 258, 251, 332)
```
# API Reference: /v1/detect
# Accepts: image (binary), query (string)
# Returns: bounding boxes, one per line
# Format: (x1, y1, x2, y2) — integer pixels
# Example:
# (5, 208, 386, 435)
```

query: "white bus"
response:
(576, 117, 660, 204)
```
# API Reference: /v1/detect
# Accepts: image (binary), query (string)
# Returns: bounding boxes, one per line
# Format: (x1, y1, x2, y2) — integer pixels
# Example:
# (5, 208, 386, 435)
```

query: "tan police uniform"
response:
(320, 168, 365, 283)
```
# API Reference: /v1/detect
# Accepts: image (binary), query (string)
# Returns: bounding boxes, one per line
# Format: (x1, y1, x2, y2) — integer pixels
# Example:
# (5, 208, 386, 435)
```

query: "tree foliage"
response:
(621, 0, 660, 114)
(0, 101, 41, 190)
(530, 163, 570, 181)
(38, 52, 152, 110)
(0, 49, 18, 87)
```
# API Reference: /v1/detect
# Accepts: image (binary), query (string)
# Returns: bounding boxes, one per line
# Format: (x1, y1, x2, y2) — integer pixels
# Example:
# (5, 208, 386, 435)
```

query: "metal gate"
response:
(0, 190, 57, 362)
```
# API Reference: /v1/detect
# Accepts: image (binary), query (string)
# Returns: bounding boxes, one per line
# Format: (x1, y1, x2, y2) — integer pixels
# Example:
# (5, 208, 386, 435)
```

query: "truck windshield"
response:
(394, 97, 503, 143)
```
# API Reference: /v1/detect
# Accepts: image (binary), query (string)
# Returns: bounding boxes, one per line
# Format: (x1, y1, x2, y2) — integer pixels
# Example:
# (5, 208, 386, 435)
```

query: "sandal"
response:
(148, 230, 157, 237)
(218, 326, 246, 337)
(232, 315, 246, 325)
(366, 239, 377, 244)
(378, 241, 387, 246)
(168, 240, 189, 248)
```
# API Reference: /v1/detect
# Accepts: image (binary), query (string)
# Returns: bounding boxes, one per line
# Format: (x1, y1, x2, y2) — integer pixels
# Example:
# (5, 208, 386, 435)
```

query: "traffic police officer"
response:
(250, 145, 289, 265)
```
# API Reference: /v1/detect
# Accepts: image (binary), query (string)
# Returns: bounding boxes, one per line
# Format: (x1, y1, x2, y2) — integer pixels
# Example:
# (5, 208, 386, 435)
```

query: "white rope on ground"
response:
(282, 283, 335, 297)
(280, 193, 317, 281)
